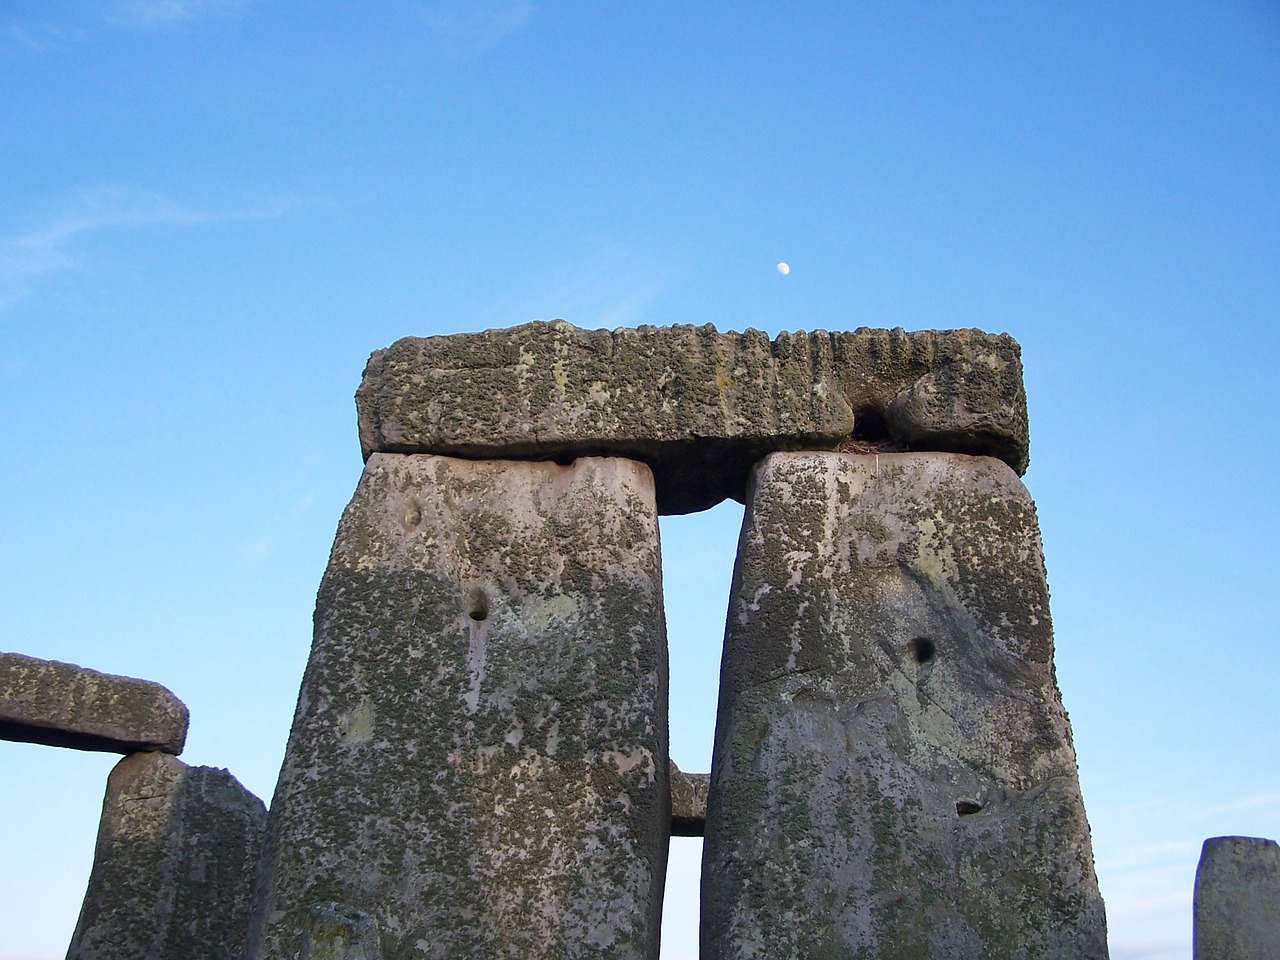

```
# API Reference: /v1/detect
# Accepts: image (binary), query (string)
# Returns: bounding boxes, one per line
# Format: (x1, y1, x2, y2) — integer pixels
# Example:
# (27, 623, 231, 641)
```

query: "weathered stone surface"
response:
(355, 321, 1028, 514)
(670, 761, 710, 837)
(302, 903, 383, 960)
(246, 454, 669, 960)
(702, 451, 1106, 959)
(67, 751, 267, 960)
(0, 651, 188, 755)
(1194, 836, 1280, 960)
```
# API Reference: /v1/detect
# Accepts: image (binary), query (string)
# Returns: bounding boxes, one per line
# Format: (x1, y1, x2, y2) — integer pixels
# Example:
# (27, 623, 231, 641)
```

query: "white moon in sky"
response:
(777, 262, 790, 275)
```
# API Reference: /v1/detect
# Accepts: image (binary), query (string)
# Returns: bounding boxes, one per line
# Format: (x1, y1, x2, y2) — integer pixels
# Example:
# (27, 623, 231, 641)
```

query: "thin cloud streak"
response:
(0, 186, 305, 310)
(3, 21, 88, 53)
(111, 0, 250, 29)
(417, 0, 534, 60)
(473, 248, 666, 333)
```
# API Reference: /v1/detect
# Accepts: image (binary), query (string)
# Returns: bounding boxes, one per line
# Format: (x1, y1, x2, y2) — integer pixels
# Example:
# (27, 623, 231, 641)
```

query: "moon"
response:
(777, 262, 790, 275)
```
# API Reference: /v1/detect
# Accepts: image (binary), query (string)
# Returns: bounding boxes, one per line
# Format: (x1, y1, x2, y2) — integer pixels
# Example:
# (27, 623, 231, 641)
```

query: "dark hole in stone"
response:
(910, 637, 936, 664)
(850, 407, 891, 443)
(468, 589, 488, 622)
(956, 800, 982, 816)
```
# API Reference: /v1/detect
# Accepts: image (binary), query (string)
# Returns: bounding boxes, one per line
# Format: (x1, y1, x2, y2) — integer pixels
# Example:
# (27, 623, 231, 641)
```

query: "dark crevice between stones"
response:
(0, 720, 176, 755)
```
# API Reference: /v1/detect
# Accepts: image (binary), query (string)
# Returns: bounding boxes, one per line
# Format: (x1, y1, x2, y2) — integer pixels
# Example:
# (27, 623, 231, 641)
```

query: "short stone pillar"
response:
(66, 751, 267, 960)
(1194, 835, 1280, 960)
(702, 452, 1108, 958)
(246, 454, 670, 960)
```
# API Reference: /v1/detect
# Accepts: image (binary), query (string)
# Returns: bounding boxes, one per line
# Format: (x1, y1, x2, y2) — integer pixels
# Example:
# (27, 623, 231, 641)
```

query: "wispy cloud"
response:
(417, 0, 534, 60)
(4, 0, 245, 51)
(111, 0, 250, 30)
(0, 185, 303, 310)
(237, 493, 319, 564)
(3, 20, 90, 53)
(473, 245, 667, 332)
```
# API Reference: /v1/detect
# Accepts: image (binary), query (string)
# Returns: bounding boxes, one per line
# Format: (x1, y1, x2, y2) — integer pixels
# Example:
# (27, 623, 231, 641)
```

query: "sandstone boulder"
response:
(702, 451, 1106, 959)
(246, 454, 670, 960)
(0, 651, 188, 755)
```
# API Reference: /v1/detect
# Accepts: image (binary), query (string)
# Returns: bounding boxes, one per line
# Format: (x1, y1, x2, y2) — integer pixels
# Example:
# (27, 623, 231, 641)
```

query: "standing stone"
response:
(246, 454, 669, 960)
(0, 651, 188, 755)
(1194, 836, 1280, 960)
(702, 452, 1107, 959)
(67, 751, 267, 960)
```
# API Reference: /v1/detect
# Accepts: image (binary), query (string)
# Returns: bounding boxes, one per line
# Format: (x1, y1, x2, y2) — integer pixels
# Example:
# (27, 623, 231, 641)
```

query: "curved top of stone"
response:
(357, 320, 1028, 515)
(0, 651, 189, 755)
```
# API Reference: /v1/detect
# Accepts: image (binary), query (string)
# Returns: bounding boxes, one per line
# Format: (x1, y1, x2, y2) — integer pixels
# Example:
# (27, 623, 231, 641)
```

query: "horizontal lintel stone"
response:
(0, 651, 189, 755)
(356, 320, 1029, 515)
(670, 761, 710, 837)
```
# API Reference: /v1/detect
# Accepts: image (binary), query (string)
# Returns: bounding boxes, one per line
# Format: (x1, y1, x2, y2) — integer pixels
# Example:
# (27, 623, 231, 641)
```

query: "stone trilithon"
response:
(241, 320, 1106, 960)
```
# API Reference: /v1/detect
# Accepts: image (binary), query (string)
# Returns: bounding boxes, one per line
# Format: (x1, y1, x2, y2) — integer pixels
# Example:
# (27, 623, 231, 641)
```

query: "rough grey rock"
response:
(702, 451, 1107, 959)
(670, 761, 710, 837)
(0, 651, 189, 755)
(302, 903, 383, 960)
(1194, 836, 1280, 960)
(66, 751, 267, 960)
(355, 321, 1028, 514)
(246, 454, 670, 960)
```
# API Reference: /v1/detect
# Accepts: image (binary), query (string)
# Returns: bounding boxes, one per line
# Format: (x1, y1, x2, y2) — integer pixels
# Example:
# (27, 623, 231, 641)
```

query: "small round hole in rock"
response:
(956, 800, 982, 816)
(910, 638, 936, 664)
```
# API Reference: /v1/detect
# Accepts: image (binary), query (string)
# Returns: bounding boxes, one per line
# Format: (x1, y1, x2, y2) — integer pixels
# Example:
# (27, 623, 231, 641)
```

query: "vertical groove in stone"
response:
(246, 454, 669, 960)
(702, 451, 1107, 960)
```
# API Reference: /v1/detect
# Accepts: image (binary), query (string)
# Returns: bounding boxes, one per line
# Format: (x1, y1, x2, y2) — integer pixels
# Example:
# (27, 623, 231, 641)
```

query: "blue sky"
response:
(2, 2, 1278, 958)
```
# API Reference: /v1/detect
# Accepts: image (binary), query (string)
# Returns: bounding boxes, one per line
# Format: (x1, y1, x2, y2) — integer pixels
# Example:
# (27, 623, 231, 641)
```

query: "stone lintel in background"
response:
(0, 651, 189, 755)
(670, 761, 709, 837)
(355, 321, 1029, 515)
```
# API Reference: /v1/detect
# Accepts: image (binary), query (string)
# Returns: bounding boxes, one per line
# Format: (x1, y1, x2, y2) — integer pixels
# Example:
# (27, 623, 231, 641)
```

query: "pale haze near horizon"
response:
(2, 3, 1278, 959)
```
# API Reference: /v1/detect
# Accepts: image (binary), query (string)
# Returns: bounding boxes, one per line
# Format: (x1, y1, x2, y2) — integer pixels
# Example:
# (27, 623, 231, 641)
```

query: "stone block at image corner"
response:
(0, 651, 189, 755)
(67, 751, 266, 960)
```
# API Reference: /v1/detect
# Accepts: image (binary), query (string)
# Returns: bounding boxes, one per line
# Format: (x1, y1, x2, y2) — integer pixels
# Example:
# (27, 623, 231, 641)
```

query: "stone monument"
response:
(3, 318, 1109, 959)
(247, 320, 1106, 959)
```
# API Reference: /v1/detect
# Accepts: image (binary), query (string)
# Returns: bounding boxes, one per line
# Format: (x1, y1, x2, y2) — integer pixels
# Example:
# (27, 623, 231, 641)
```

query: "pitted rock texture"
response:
(670, 761, 710, 837)
(1194, 836, 1280, 960)
(302, 903, 383, 960)
(246, 454, 670, 960)
(0, 651, 188, 755)
(356, 321, 1028, 514)
(702, 451, 1107, 959)
(67, 751, 267, 960)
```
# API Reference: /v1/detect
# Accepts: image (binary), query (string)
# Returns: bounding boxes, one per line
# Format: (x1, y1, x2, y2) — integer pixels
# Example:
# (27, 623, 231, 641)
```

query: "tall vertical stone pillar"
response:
(246, 454, 669, 960)
(702, 452, 1107, 959)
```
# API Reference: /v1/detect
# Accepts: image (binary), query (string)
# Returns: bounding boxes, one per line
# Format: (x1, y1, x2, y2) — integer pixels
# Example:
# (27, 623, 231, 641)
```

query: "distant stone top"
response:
(0, 651, 189, 755)
(356, 320, 1029, 515)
